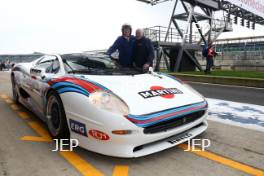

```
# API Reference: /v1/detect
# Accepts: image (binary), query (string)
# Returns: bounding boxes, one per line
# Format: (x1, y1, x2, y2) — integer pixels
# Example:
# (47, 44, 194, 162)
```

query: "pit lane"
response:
(0, 71, 263, 176)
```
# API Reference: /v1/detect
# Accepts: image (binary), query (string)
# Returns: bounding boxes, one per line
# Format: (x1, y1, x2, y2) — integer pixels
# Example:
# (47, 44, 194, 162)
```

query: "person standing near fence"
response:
(204, 42, 217, 74)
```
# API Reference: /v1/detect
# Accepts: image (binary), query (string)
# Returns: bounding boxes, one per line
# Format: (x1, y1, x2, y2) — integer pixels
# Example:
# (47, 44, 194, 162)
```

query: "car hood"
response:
(77, 73, 205, 115)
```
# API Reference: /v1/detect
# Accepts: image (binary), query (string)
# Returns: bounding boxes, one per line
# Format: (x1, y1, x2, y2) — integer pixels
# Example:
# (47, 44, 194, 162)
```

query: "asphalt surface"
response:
(0, 71, 263, 176)
(189, 82, 264, 106)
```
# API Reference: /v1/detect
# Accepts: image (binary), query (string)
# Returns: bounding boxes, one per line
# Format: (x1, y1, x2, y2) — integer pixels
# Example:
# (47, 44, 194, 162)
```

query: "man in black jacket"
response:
(132, 29, 154, 72)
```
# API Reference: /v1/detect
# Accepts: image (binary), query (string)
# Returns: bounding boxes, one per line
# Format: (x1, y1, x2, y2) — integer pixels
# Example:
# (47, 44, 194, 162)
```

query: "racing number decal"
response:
(89, 130, 110, 141)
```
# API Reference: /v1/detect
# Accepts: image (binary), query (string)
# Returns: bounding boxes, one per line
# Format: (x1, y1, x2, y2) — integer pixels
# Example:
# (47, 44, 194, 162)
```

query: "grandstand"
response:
(215, 36, 264, 53)
(196, 36, 264, 71)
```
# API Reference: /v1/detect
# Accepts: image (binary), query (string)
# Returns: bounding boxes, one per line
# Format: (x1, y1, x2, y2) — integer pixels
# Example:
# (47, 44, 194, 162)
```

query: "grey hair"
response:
(136, 28, 144, 35)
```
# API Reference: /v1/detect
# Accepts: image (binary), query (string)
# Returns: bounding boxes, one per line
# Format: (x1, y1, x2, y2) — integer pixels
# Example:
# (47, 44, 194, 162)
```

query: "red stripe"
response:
(127, 104, 207, 124)
(49, 77, 101, 93)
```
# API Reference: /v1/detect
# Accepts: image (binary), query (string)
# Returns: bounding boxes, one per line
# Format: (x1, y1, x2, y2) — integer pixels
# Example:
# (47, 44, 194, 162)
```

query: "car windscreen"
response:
(61, 54, 142, 75)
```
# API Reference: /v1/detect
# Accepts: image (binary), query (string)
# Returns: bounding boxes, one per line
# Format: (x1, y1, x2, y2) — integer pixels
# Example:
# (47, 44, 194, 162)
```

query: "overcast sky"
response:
(1, 0, 264, 54)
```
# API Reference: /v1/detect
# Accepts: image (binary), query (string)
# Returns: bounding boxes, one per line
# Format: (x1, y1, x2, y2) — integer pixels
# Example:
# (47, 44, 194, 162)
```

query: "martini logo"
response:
(138, 86, 183, 99)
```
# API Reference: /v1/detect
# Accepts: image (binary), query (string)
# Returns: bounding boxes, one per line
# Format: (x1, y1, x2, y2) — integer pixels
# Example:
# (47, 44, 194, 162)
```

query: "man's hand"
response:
(143, 63, 150, 71)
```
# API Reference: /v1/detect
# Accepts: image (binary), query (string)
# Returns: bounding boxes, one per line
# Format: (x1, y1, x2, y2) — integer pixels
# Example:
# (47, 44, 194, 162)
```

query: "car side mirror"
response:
(30, 66, 46, 80)
(110, 52, 119, 60)
(148, 67, 154, 73)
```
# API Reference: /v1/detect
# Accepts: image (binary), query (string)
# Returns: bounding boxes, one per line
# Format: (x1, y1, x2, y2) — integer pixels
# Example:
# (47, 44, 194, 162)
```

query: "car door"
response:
(30, 55, 61, 114)
(20, 57, 44, 96)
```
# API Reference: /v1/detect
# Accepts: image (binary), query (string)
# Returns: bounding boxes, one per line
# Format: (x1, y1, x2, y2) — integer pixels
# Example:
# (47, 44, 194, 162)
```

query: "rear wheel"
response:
(46, 91, 69, 139)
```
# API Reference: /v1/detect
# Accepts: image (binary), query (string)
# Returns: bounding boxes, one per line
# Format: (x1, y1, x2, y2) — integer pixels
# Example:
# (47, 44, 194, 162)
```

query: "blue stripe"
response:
(57, 87, 90, 96)
(135, 108, 208, 128)
(52, 82, 89, 93)
(127, 101, 207, 120)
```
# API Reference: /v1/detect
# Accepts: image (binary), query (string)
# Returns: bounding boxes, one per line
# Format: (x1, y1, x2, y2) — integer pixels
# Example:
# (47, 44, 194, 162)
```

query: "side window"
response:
(37, 57, 53, 71)
(36, 56, 60, 74)
(49, 59, 60, 74)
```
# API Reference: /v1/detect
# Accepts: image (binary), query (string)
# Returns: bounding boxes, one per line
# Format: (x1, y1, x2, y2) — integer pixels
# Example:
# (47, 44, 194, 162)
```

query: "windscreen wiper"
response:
(67, 68, 92, 74)
(68, 68, 114, 75)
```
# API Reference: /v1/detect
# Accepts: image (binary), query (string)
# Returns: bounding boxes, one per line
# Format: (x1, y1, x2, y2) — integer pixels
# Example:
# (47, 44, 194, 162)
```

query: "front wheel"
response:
(11, 75, 19, 103)
(46, 91, 69, 139)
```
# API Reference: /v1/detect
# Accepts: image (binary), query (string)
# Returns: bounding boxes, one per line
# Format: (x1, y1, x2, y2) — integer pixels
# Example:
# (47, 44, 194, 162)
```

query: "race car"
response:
(11, 53, 208, 157)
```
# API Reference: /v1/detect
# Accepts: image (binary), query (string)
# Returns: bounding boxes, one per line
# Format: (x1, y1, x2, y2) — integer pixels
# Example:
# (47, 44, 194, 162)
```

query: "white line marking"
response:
(188, 81, 264, 90)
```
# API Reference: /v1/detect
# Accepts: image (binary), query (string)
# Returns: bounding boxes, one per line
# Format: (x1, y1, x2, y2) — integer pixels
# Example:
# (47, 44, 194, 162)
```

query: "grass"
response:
(170, 70, 264, 79)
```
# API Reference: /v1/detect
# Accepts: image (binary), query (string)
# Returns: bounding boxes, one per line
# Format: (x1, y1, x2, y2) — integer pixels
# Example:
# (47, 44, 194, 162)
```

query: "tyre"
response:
(46, 91, 69, 139)
(11, 75, 19, 103)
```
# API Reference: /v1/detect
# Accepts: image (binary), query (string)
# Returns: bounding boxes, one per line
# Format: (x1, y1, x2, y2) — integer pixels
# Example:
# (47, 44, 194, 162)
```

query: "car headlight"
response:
(88, 91, 129, 115)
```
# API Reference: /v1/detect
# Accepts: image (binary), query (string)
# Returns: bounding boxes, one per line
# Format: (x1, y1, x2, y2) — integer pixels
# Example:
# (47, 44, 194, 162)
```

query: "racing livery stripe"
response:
(48, 77, 101, 92)
(128, 101, 207, 120)
(77, 76, 109, 91)
(52, 82, 89, 91)
(57, 87, 90, 96)
(127, 106, 207, 127)
(51, 82, 90, 95)
(126, 101, 207, 127)
(48, 76, 109, 96)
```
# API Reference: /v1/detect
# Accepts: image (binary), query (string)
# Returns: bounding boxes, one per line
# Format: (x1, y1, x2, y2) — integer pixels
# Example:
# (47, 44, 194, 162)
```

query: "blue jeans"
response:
(206, 57, 214, 72)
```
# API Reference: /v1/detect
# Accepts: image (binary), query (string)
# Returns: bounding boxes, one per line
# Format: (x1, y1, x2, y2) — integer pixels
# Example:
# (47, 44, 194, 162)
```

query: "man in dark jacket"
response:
(107, 24, 136, 67)
(132, 29, 154, 72)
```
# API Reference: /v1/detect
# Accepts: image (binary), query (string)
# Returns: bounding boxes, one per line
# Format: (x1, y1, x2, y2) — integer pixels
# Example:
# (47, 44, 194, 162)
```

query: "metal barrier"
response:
(144, 26, 200, 44)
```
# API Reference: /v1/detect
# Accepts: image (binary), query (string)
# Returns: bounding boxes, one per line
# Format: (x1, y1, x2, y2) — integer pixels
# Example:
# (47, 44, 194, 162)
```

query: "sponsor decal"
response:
(138, 86, 183, 99)
(69, 119, 88, 137)
(168, 133, 192, 144)
(89, 130, 110, 141)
